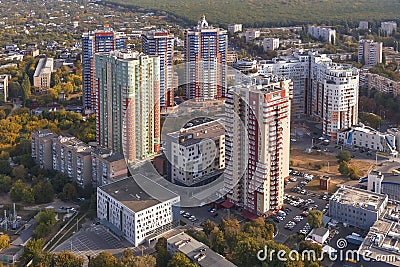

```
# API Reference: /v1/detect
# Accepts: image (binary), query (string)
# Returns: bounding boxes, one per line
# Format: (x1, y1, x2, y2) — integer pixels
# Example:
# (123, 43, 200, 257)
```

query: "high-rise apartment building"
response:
(142, 30, 175, 109)
(258, 52, 359, 139)
(95, 50, 160, 162)
(224, 76, 292, 214)
(33, 58, 53, 93)
(262, 38, 280, 51)
(184, 16, 228, 100)
(358, 39, 383, 67)
(82, 26, 126, 110)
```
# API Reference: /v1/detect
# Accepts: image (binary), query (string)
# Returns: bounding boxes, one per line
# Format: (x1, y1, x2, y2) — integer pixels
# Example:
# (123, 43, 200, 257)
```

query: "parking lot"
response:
(274, 171, 331, 244)
(180, 205, 231, 227)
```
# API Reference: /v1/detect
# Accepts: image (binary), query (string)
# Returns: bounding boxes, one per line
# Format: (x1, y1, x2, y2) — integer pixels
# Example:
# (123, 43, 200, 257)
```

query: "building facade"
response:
(358, 39, 382, 67)
(228, 24, 242, 33)
(329, 186, 389, 229)
(263, 38, 280, 51)
(82, 26, 126, 110)
(245, 29, 261, 42)
(359, 21, 369, 30)
(91, 149, 128, 187)
(367, 171, 400, 201)
(224, 77, 292, 214)
(31, 130, 59, 170)
(51, 136, 93, 187)
(381, 21, 397, 36)
(166, 119, 225, 187)
(307, 25, 336, 44)
(33, 58, 53, 93)
(184, 16, 228, 100)
(337, 124, 397, 156)
(361, 72, 400, 96)
(32, 130, 127, 187)
(95, 50, 160, 162)
(142, 30, 175, 109)
(97, 175, 180, 246)
(0, 74, 9, 102)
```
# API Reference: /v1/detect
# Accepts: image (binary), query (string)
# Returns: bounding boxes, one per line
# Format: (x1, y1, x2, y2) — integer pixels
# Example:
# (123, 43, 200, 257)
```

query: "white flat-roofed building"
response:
(329, 186, 389, 229)
(338, 124, 397, 157)
(167, 232, 237, 267)
(33, 57, 54, 92)
(97, 175, 180, 246)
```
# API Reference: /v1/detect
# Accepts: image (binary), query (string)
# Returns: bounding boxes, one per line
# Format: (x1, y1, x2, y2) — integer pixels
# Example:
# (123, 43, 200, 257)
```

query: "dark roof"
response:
(12, 219, 37, 246)
(99, 174, 179, 212)
(382, 173, 400, 184)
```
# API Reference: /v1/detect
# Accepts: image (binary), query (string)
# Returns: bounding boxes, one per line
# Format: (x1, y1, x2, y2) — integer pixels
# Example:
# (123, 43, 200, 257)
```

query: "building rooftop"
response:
(99, 174, 179, 212)
(32, 129, 59, 140)
(167, 232, 236, 267)
(331, 186, 387, 212)
(34, 58, 53, 77)
(167, 119, 225, 146)
(57, 136, 92, 155)
(312, 227, 329, 237)
(358, 202, 400, 266)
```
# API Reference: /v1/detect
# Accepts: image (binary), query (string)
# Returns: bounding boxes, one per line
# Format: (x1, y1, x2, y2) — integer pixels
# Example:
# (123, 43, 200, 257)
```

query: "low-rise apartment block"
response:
(245, 29, 260, 42)
(166, 119, 225, 187)
(33, 58, 54, 93)
(361, 72, 400, 96)
(52, 136, 93, 187)
(167, 232, 237, 267)
(329, 186, 389, 229)
(31, 130, 127, 187)
(91, 148, 128, 187)
(337, 124, 397, 157)
(97, 175, 180, 246)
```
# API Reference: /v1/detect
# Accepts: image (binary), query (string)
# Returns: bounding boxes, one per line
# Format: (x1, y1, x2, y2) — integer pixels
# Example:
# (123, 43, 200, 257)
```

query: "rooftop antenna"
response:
(4, 210, 7, 231)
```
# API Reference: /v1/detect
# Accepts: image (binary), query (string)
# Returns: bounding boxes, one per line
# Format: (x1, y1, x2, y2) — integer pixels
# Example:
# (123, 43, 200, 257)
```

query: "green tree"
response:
(167, 252, 197, 267)
(0, 234, 10, 249)
(336, 150, 351, 163)
(202, 219, 216, 236)
(61, 183, 78, 201)
(155, 237, 171, 267)
(338, 161, 350, 176)
(308, 210, 323, 228)
(299, 241, 322, 266)
(220, 219, 241, 251)
(210, 229, 225, 254)
(10, 179, 26, 202)
(24, 238, 45, 263)
(33, 181, 54, 204)
(11, 164, 28, 179)
(89, 252, 118, 267)
(0, 175, 12, 193)
(118, 249, 156, 267)
(233, 235, 265, 267)
(54, 251, 84, 267)
(21, 73, 31, 104)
